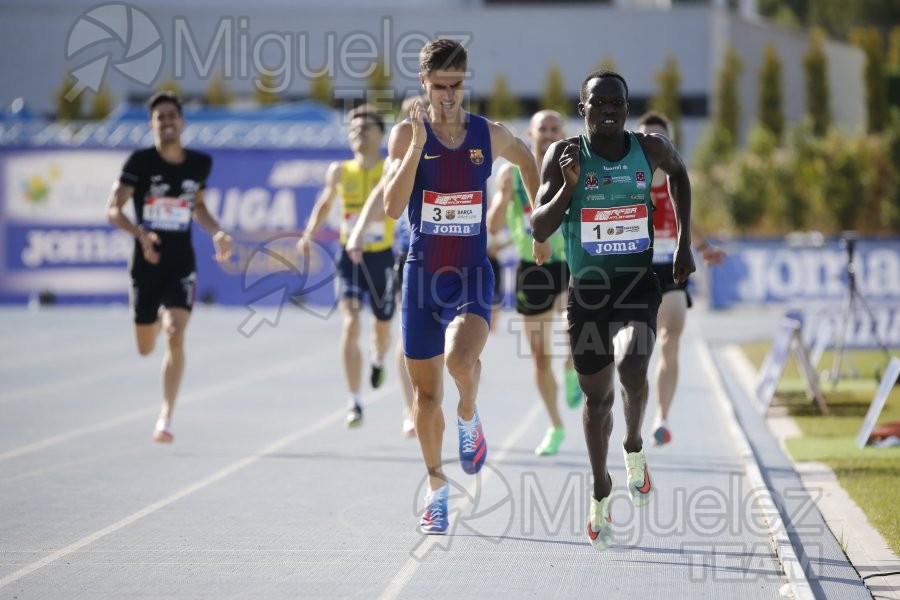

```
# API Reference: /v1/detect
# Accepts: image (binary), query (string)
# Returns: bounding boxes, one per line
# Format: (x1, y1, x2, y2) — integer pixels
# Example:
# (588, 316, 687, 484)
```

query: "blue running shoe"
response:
(419, 487, 448, 535)
(458, 410, 487, 474)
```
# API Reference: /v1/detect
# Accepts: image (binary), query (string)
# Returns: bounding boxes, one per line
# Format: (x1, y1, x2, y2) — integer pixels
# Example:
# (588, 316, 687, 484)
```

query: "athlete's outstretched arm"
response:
(490, 122, 550, 263)
(490, 122, 539, 205)
(384, 102, 426, 219)
(106, 181, 139, 237)
(297, 161, 341, 253)
(645, 133, 695, 283)
(194, 189, 233, 263)
(346, 179, 387, 263)
(531, 140, 578, 243)
(106, 180, 161, 265)
(487, 163, 514, 235)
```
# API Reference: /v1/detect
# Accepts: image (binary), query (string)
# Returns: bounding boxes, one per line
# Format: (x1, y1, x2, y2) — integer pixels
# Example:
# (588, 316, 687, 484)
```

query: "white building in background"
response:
(0, 0, 864, 157)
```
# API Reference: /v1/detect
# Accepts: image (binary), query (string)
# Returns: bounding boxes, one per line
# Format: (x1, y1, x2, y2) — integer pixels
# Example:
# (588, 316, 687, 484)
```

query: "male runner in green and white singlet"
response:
(532, 71, 695, 551)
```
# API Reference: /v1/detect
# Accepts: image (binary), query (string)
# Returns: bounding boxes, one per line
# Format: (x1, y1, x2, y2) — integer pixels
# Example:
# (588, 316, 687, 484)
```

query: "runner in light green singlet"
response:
(487, 111, 580, 457)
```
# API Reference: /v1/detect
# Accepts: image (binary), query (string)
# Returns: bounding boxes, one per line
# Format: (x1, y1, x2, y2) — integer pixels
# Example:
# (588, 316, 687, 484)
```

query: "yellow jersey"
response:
(338, 158, 393, 253)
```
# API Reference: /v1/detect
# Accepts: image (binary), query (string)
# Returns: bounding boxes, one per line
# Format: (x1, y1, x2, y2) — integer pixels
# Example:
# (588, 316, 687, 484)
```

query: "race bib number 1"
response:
(421, 190, 482, 237)
(144, 196, 191, 232)
(580, 204, 651, 255)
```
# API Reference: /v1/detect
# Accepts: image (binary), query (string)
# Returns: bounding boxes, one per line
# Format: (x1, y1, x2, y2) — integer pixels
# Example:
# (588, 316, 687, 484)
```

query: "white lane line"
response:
(0, 383, 398, 590)
(378, 402, 543, 600)
(0, 340, 128, 371)
(694, 331, 815, 600)
(0, 335, 253, 405)
(0, 355, 307, 463)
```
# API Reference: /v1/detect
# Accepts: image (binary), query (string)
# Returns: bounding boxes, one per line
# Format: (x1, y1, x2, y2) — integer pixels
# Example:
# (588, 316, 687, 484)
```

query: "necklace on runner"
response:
(443, 124, 462, 144)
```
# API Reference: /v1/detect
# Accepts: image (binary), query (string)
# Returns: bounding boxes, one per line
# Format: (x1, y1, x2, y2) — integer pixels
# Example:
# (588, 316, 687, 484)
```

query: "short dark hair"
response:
(636, 111, 670, 132)
(419, 39, 467, 76)
(348, 103, 385, 133)
(147, 91, 182, 116)
(579, 70, 629, 103)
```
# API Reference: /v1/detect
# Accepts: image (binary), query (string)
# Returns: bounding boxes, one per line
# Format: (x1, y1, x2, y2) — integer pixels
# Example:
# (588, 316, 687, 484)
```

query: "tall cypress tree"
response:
(203, 71, 233, 107)
(308, 71, 333, 107)
(804, 28, 830, 137)
(541, 64, 569, 116)
(487, 74, 522, 120)
(254, 71, 280, 106)
(650, 55, 683, 148)
(54, 74, 83, 120)
(757, 42, 785, 142)
(89, 84, 115, 120)
(850, 27, 888, 133)
(714, 47, 742, 148)
(367, 57, 395, 114)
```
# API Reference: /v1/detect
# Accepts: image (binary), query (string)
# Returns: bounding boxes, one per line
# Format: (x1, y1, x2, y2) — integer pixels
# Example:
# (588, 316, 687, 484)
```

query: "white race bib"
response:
(580, 204, 651, 256)
(652, 236, 677, 263)
(144, 196, 191, 232)
(522, 202, 533, 235)
(342, 213, 386, 245)
(421, 190, 482, 237)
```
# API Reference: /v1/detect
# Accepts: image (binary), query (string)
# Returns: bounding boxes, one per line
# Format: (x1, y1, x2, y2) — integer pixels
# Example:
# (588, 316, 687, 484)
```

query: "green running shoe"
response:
(534, 426, 565, 456)
(565, 368, 582, 409)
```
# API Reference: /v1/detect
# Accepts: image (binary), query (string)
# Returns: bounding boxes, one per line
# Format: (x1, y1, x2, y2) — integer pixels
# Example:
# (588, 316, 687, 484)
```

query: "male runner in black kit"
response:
(106, 91, 232, 443)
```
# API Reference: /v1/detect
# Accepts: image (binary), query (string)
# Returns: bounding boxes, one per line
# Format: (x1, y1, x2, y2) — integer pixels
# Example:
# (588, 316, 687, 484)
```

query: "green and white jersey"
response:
(562, 132, 654, 280)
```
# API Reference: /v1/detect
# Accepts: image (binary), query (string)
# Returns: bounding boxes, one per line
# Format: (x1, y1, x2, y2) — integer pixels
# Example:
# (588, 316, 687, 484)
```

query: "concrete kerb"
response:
(724, 344, 900, 600)
(697, 341, 815, 600)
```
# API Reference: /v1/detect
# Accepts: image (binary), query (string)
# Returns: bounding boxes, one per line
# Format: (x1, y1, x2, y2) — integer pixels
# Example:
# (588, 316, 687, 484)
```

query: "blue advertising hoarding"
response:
(0, 147, 354, 308)
(709, 238, 900, 347)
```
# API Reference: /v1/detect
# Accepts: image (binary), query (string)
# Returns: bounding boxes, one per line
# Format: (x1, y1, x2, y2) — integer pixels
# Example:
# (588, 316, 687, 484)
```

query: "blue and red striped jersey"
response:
(406, 113, 493, 273)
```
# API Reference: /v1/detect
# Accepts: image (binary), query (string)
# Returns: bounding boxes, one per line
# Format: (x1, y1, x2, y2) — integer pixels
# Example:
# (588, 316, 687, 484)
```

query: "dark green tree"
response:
(650, 55, 683, 148)
(595, 56, 618, 72)
(757, 43, 785, 142)
(821, 131, 871, 229)
(714, 47, 742, 148)
(486, 74, 522, 121)
(253, 71, 281, 106)
(882, 109, 900, 231)
(88, 84, 114, 120)
(540, 64, 569, 116)
(889, 26, 900, 67)
(157, 77, 183, 97)
(308, 71, 334, 107)
(804, 28, 830, 136)
(850, 27, 889, 133)
(54, 74, 83, 121)
(203, 72, 233, 107)
(367, 57, 395, 114)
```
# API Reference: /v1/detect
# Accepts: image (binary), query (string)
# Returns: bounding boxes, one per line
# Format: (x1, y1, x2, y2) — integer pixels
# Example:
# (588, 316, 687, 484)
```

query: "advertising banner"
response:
(709, 239, 900, 348)
(0, 148, 353, 310)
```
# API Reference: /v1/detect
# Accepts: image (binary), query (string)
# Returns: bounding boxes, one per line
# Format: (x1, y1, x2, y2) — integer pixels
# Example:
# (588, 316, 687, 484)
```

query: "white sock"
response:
(155, 415, 171, 432)
(349, 394, 361, 409)
(428, 483, 448, 498)
(458, 409, 478, 425)
(371, 357, 383, 368)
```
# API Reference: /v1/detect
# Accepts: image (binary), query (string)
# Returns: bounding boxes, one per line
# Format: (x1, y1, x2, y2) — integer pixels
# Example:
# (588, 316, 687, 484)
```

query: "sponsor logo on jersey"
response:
(635, 171, 646, 189)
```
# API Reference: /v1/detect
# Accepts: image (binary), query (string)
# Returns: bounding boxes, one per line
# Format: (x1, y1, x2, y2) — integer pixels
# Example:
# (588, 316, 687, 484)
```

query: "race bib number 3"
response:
(421, 190, 482, 237)
(580, 204, 651, 256)
(144, 196, 191, 232)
